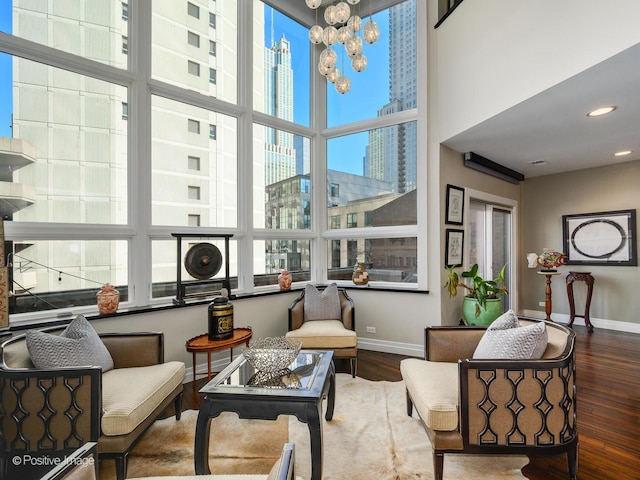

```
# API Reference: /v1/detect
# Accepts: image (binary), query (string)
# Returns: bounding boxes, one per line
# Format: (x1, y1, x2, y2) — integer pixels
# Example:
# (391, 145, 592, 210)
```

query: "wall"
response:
(435, 0, 640, 141)
(521, 160, 640, 332)
(439, 145, 521, 324)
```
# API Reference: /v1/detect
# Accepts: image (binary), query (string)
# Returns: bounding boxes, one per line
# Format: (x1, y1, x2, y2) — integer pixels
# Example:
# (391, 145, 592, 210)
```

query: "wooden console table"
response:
(566, 271, 595, 333)
(185, 327, 252, 383)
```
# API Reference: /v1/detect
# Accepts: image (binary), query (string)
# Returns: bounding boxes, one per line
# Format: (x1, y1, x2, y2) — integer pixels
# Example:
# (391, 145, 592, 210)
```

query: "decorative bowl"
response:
(243, 336, 302, 373)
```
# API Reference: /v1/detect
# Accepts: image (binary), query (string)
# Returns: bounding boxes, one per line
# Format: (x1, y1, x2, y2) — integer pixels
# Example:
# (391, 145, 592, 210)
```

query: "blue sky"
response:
(0, 4, 390, 175)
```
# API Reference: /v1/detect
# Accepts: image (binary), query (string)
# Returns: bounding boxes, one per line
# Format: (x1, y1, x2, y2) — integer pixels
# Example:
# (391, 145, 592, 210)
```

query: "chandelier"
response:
(306, 0, 380, 94)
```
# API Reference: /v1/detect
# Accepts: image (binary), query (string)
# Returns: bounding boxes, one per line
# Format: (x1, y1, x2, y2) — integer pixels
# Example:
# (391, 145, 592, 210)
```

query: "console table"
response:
(566, 271, 595, 333)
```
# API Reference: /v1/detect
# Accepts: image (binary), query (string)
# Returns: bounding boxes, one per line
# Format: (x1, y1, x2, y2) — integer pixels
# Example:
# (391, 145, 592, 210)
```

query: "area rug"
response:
(100, 374, 528, 479)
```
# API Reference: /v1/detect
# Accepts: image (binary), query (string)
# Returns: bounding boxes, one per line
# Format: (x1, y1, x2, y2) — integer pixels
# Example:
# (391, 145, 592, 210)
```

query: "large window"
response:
(0, 0, 423, 323)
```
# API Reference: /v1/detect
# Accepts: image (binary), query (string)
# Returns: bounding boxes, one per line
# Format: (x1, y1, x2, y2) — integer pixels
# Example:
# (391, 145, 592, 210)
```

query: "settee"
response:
(0, 321, 185, 480)
(400, 318, 578, 480)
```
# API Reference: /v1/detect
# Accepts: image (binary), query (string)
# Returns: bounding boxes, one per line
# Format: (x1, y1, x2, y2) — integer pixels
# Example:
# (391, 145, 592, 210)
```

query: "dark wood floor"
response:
(178, 324, 640, 480)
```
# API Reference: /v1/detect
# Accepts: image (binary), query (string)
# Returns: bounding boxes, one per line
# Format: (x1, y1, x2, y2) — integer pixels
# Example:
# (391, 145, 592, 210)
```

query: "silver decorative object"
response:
(244, 336, 302, 373)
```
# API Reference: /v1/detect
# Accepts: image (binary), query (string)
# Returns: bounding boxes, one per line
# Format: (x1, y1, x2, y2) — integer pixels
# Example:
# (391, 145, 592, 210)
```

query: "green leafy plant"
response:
(444, 263, 509, 317)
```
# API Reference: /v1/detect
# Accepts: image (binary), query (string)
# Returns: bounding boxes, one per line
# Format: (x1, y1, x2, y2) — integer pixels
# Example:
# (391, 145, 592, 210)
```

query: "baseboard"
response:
(357, 337, 423, 357)
(521, 309, 640, 334)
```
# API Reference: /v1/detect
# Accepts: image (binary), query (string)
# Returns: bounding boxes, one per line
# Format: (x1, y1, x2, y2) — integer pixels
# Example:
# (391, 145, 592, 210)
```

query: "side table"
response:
(185, 327, 252, 383)
(566, 271, 595, 333)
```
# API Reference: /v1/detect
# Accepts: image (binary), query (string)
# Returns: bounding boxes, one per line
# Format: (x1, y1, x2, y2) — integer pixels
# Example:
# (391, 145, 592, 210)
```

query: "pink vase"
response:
(97, 284, 120, 314)
(278, 270, 292, 291)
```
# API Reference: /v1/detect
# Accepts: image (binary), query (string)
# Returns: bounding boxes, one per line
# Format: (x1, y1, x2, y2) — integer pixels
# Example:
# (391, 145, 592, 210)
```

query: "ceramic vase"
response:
(278, 269, 292, 291)
(97, 284, 120, 314)
(352, 263, 369, 285)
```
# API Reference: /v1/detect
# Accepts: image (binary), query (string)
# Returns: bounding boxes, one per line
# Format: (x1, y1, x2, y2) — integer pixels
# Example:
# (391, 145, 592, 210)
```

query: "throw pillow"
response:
(473, 311, 548, 360)
(303, 283, 342, 322)
(26, 315, 114, 372)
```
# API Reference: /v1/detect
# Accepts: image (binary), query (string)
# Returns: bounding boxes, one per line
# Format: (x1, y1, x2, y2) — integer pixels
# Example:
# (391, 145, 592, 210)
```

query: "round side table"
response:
(186, 327, 252, 383)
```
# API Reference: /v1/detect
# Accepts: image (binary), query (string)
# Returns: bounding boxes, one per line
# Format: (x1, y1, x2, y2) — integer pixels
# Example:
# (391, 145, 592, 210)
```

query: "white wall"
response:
(436, 0, 640, 141)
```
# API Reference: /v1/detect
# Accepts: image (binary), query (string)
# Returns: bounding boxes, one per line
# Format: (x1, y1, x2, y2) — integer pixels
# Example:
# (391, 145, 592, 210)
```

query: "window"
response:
(187, 31, 200, 48)
(188, 156, 201, 171)
(188, 119, 200, 134)
(187, 60, 200, 76)
(187, 2, 199, 19)
(188, 186, 201, 200)
(0, 0, 423, 321)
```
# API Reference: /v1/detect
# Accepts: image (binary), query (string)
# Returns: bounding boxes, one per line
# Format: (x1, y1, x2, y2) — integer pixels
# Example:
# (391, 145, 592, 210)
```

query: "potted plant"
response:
(444, 263, 509, 325)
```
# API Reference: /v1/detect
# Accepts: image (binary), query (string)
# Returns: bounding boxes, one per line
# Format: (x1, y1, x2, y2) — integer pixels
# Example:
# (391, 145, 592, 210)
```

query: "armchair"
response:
(400, 320, 578, 480)
(286, 285, 357, 377)
(1, 325, 185, 480)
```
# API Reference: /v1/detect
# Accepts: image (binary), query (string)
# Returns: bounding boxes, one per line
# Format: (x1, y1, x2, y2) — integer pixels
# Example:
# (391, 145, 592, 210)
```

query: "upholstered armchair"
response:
(401, 319, 578, 480)
(286, 284, 357, 377)
(1, 320, 185, 480)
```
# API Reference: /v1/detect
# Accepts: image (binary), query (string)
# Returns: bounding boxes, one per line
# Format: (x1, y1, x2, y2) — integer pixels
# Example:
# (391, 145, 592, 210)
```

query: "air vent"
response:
(529, 160, 548, 166)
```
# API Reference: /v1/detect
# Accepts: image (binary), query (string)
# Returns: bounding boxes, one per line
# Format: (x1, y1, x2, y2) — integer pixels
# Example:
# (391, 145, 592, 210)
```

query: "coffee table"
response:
(194, 350, 335, 480)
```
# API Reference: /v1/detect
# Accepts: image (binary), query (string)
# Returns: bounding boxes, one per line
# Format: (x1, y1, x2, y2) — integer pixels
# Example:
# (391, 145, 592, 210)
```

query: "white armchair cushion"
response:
(473, 312, 548, 360)
(101, 361, 185, 436)
(286, 320, 356, 349)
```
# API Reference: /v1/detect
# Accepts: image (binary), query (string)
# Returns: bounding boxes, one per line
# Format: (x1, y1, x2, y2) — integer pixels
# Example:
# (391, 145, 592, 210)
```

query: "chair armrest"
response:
(339, 290, 355, 331)
(100, 332, 164, 368)
(459, 348, 577, 449)
(424, 326, 485, 362)
(1, 366, 101, 470)
(288, 294, 305, 331)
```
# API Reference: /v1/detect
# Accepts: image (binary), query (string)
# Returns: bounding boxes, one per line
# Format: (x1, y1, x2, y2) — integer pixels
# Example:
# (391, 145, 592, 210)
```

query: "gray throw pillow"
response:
(303, 283, 342, 321)
(26, 315, 114, 372)
(473, 310, 548, 360)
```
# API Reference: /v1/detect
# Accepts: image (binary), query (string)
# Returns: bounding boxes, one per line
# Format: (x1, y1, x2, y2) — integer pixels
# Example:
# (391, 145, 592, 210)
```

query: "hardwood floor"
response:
(177, 324, 640, 480)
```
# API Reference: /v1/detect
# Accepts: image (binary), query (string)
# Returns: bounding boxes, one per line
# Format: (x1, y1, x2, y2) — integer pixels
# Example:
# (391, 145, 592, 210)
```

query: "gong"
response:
(184, 243, 223, 280)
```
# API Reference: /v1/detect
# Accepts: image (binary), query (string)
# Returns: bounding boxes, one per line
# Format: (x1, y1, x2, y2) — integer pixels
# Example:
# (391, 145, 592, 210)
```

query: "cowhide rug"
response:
(100, 374, 528, 479)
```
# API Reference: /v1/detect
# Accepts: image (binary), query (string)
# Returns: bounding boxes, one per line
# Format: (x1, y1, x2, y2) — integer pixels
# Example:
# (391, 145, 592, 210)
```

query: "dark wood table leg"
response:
(192, 352, 197, 384)
(194, 407, 214, 474)
(307, 401, 324, 480)
(325, 361, 335, 421)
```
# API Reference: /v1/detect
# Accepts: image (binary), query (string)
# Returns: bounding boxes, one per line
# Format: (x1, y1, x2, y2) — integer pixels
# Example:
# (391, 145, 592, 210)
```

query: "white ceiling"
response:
(442, 42, 640, 179)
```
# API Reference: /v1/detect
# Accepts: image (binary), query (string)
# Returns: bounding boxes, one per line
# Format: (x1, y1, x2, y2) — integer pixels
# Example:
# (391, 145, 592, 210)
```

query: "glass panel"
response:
(1, 1, 128, 67)
(326, 123, 417, 228)
(151, 95, 237, 228)
(253, 239, 311, 287)
(327, 237, 417, 284)
(152, 0, 237, 104)
(255, 2, 310, 127)
(326, 0, 416, 127)
(151, 238, 238, 299)
(254, 124, 311, 230)
(9, 240, 128, 314)
(468, 200, 486, 271)
(4, 54, 128, 224)
(492, 207, 511, 310)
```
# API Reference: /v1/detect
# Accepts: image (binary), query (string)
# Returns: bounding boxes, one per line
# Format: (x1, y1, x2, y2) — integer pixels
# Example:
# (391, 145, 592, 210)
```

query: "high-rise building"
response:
(367, 0, 417, 194)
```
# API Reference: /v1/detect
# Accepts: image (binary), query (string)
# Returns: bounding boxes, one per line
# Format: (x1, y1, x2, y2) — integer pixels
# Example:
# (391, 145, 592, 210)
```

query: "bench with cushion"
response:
(0, 316, 185, 480)
(400, 313, 578, 480)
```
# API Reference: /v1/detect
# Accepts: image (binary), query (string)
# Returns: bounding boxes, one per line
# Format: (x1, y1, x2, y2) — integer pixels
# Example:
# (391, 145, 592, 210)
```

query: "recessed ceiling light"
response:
(614, 150, 632, 156)
(587, 106, 616, 117)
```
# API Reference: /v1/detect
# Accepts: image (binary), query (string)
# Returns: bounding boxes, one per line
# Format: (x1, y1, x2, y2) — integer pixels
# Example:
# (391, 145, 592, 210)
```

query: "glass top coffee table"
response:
(194, 350, 335, 480)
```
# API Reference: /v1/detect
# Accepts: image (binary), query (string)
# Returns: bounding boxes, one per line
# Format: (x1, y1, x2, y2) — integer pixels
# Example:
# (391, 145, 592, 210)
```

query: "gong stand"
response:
(172, 233, 233, 306)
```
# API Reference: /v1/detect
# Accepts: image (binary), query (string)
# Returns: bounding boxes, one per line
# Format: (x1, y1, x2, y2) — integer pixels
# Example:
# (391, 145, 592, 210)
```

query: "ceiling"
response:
(442, 42, 640, 179)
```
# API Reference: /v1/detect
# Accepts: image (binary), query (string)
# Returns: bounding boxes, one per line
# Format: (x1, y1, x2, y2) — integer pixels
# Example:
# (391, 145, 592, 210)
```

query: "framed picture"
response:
(562, 209, 637, 266)
(445, 184, 464, 225)
(445, 229, 464, 268)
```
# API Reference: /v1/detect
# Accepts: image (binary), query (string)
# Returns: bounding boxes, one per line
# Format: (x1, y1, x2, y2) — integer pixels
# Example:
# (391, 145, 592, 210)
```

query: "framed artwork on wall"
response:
(562, 209, 637, 266)
(445, 229, 464, 268)
(445, 184, 464, 225)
